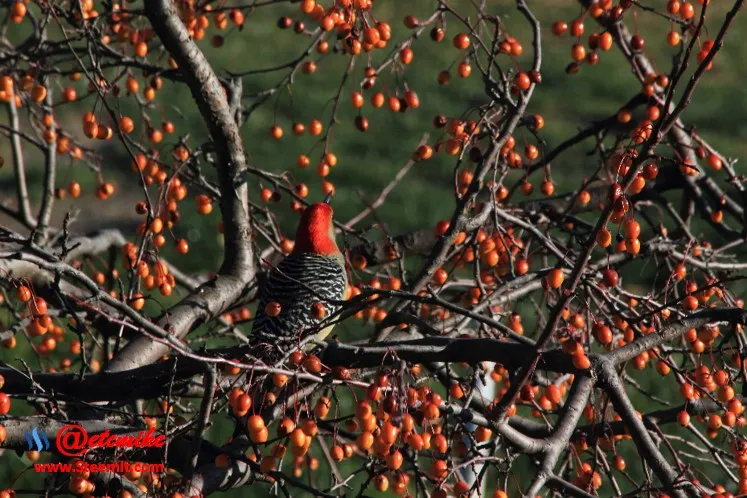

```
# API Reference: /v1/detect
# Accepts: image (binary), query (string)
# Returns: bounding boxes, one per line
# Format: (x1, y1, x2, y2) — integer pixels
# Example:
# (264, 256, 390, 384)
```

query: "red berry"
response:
(602, 268, 619, 287)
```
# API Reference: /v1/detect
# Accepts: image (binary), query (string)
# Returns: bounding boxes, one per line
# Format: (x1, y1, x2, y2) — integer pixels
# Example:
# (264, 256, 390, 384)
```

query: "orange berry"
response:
(251, 426, 269, 443)
(514, 72, 531, 91)
(386, 450, 403, 470)
(453, 33, 470, 49)
(623, 219, 641, 239)
(540, 180, 555, 196)
(0, 393, 11, 415)
(16, 285, 32, 302)
(310, 302, 326, 319)
(546, 268, 564, 289)
(265, 301, 282, 317)
(433, 268, 448, 285)
(303, 355, 322, 374)
(458, 61, 472, 78)
(63, 87, 77, 102)
(399, 47, 414, 64)
(596, 228, 612, 248)
(351, 91, 364, 108)
(247, 415, 265, 432)
(176, 239, 189, 255)
(682, 295, 698, 311)
(119, 116, 135, 134)
(356, 431, 374, 451)
(31, 85, 47, 102)
(572, 353, 591, 370)
(309, 119, 323, 136)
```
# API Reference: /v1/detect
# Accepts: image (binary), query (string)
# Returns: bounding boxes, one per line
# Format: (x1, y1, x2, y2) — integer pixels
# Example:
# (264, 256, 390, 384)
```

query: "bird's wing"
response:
(250, 253, 346, 353)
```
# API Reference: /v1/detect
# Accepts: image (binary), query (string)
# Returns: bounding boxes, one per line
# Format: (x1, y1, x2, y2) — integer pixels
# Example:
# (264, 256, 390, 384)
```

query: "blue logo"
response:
(24, 427, 50, 451)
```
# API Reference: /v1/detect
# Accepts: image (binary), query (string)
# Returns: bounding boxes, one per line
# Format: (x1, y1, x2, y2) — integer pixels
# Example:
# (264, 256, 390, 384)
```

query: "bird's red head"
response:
(293, 201, 339, 255)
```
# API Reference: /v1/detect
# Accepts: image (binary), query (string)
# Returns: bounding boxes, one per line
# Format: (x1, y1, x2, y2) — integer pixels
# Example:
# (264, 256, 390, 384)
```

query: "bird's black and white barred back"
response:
(250, 252, 347, 362)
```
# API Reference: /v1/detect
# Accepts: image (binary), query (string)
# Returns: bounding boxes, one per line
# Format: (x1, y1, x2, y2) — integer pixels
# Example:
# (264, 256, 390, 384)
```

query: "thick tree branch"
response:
(107, 0, 255, 372)
(596, 358, 696, 498)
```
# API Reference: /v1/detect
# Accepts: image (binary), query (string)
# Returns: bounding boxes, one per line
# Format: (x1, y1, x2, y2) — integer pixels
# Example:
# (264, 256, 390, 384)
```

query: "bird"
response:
(249, 194, 347, 363)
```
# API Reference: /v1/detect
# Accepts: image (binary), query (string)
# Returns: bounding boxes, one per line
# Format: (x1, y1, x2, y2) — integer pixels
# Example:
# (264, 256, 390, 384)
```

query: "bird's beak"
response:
(323, 192, 333, 204)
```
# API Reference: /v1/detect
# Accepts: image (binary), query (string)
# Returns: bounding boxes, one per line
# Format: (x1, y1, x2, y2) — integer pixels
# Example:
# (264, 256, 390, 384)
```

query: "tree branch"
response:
(107, 0, 256, 372)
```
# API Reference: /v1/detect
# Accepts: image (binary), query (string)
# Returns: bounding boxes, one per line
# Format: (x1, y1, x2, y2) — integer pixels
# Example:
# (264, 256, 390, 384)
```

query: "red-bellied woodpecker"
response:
(250, 194, 347, 362)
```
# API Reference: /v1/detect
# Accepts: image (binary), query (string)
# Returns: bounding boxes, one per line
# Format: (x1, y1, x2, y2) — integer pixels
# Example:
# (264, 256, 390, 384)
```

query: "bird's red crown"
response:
(293, 202, 339, 255)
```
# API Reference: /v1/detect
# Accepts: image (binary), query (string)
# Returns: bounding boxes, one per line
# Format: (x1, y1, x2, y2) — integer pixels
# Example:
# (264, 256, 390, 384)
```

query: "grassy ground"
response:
(0, 0, 745, 495)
